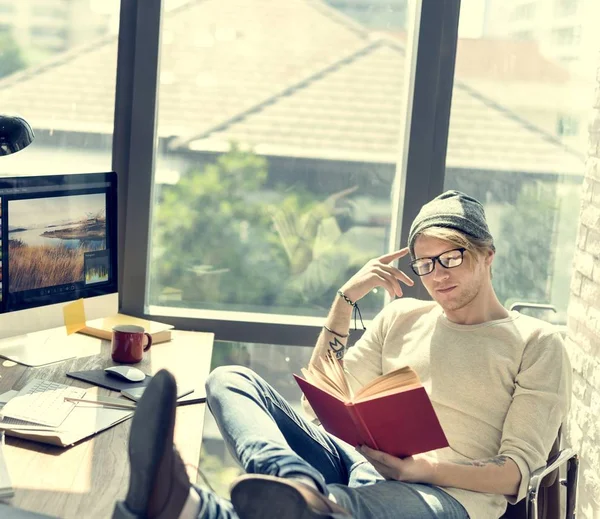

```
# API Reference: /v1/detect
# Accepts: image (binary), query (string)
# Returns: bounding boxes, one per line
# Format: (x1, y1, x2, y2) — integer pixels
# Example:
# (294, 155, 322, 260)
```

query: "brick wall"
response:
(564, 53, 600, 518)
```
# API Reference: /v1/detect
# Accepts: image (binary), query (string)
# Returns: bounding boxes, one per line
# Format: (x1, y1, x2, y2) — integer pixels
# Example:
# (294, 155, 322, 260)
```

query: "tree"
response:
(151, 145, 290, 308)
(493, 182, 559, 307)
(0, 30, 26, 79)
(151, 145, 384, 314)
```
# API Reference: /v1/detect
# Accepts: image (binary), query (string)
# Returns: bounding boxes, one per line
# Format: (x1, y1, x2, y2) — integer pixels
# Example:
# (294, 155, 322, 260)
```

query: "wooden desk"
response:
(0, 330, 214, 519)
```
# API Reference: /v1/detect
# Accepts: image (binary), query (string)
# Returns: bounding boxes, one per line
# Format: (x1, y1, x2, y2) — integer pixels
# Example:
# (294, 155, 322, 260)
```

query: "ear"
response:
(484, 248, 495, 267)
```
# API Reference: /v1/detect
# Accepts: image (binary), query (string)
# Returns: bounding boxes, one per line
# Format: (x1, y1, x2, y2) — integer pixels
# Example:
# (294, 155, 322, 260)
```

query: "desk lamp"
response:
(0, 114, 34, 156)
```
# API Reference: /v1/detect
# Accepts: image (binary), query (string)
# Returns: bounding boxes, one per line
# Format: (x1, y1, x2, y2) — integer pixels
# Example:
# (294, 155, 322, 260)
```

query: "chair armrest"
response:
(509, 302, 557, 313)
(526, 448, 578, 519)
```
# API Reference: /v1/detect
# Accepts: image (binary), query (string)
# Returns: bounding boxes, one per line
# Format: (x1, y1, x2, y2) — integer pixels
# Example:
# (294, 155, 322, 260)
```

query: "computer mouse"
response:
(104, 365, 146, 383)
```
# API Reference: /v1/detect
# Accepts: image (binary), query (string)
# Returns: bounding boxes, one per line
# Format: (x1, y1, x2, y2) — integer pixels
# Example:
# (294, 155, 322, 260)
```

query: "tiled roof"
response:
(182, 39, 583, 174)
(0, 0, 583, 175)
(386, 33, 570, 83)
(0, 0, 367, 137)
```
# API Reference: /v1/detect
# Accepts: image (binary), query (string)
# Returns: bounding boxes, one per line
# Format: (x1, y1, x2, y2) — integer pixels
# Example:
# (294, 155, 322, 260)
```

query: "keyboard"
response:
(0, 379, 86, 428)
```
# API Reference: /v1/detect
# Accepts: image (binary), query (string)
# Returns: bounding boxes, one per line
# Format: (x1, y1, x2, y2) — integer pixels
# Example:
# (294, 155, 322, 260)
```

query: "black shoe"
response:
(230, 475, 351, 519)
(112, 369, 192, 519)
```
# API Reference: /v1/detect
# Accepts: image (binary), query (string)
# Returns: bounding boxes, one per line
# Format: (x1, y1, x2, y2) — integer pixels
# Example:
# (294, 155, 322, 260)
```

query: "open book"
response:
(294, 354, 448, 458)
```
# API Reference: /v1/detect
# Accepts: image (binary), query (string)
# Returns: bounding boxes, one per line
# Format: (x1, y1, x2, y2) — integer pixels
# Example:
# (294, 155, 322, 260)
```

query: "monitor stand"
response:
(0, 328, 102, 367)
(0, 293, 118, 367)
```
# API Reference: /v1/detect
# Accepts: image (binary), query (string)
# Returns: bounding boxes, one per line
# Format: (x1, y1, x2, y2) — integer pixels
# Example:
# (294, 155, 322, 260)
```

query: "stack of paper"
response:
(0, 388, 134, 448)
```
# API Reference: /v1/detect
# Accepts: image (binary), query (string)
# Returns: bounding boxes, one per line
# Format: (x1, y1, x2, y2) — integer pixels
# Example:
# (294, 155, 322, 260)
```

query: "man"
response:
(113, 191, 572, 519)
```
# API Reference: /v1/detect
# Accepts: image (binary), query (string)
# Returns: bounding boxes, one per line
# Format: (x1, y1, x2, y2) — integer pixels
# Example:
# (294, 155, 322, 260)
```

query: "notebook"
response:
(79, 314, 173, 344)
(0, 388, 133, 447)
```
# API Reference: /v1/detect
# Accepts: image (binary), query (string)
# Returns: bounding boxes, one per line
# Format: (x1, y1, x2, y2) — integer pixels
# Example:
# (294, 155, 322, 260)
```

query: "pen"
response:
(64, 396, 136, 410)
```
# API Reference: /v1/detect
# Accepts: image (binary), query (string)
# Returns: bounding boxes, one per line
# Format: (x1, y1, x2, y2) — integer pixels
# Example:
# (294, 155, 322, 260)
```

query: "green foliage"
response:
(0, 30, 26, 79)
(493, 183, 559, 307)
(152, 146, 386, 314)
(153, 145, 290, 307)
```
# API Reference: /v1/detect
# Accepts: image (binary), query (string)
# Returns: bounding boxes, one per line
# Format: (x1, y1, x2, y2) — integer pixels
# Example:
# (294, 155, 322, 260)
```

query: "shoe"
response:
(230, 474, 350, 519)
(112, 369, 191, 519)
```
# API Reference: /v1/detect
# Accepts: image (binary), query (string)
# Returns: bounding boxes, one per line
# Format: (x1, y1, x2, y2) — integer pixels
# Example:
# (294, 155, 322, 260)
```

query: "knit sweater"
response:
(341, 298, 572, 519)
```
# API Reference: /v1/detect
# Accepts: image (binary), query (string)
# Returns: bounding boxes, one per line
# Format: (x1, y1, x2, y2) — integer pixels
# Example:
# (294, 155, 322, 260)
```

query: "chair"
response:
(501, 302, 579, 519)
(501, 430, 579, 519)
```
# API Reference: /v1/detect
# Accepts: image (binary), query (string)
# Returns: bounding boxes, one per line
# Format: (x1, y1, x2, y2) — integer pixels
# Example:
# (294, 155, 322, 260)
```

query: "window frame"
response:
(115, 0, 460, 346)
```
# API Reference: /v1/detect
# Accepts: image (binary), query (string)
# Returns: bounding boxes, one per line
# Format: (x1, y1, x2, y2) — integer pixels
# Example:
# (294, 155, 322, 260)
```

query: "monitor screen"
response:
(0, 172, 118, 314)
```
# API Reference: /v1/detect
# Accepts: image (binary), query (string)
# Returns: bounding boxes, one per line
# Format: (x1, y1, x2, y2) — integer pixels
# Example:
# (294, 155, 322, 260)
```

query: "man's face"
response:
(412, 235, 492, 313)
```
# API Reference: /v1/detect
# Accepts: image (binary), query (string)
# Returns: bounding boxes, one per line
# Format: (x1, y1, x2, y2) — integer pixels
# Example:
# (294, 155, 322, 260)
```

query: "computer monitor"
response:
(0, 172, 118, 365)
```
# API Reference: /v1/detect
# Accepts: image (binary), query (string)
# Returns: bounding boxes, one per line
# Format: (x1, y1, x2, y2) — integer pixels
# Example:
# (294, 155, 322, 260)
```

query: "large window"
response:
(0, 1, 118, 176)
(446, 0, 598, 323)
(147, 0, 415, 324)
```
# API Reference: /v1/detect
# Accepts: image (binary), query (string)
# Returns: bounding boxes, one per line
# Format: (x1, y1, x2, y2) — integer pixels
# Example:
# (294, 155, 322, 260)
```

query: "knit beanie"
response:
(408, 190, 495, 256)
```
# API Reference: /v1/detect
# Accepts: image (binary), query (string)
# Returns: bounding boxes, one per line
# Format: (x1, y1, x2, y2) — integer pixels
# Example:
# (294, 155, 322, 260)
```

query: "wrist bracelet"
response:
(323, 325, 349, 338)
(337, 290, 355, 307)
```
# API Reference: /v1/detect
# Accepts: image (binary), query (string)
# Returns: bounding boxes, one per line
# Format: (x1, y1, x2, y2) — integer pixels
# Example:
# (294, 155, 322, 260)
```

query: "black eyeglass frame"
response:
(410, 247, 467, 276)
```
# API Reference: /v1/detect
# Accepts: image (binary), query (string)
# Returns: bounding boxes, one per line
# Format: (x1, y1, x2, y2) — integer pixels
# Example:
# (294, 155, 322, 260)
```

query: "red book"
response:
(294, 356, 448, 458)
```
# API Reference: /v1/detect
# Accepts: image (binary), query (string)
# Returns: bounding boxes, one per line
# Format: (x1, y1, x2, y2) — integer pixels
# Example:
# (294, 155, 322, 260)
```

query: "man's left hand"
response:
(357, 445, 438, 483)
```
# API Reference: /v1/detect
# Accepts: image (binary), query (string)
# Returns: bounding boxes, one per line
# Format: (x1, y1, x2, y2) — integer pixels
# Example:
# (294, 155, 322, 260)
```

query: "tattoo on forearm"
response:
(454, 455, 509, 468)
(328, 337, 346, 359)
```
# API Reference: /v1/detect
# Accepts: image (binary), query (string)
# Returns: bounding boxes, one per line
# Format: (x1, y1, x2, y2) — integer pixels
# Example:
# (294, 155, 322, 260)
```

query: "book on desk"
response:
(0, 385, 134, 448)
(79, 314, 174, 344)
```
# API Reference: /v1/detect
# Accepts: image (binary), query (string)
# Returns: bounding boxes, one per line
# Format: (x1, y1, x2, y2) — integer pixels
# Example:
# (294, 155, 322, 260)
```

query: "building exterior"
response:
(482, 0, 600, 78)
(0, 0, 110, 55)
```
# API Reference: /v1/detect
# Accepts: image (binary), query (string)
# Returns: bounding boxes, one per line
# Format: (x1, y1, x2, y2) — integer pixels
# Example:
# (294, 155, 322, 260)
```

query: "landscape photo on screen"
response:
(8, 193, 107, 292)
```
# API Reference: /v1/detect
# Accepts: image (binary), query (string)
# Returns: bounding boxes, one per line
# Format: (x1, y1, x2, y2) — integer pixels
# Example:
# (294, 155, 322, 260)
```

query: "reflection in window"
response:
(149, 0, 409, 320)
(0, 2, 117, 176)
(445, 0, 591, 324)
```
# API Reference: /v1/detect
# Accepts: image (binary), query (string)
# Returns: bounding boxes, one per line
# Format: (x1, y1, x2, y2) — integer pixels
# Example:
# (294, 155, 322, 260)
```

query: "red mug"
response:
(111, 325, 152, 364)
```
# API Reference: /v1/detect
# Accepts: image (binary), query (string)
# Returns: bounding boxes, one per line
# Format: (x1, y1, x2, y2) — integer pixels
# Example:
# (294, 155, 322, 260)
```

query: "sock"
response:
(178, 487, 201, 519)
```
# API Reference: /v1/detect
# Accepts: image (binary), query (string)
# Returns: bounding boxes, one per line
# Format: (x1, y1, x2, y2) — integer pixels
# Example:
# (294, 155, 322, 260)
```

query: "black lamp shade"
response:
(0, 114, 35, 156)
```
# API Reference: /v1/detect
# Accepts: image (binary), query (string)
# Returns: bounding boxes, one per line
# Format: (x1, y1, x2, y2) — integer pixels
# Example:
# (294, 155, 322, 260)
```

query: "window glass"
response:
(448, 0, 599, 323)
(0, 0, 119, 176)
(148, 0, 414, 321)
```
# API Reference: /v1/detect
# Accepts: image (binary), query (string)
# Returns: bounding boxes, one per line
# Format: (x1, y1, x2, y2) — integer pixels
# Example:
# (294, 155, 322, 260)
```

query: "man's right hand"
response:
(339, 248, 414, 304)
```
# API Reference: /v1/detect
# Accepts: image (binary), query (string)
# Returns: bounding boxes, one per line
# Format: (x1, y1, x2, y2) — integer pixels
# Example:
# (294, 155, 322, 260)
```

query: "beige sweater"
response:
(340, 298, 572, 519)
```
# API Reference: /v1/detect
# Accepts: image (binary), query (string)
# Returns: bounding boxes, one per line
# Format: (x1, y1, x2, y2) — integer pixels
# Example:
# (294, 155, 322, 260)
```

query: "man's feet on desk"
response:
(112, 369, 199, 519)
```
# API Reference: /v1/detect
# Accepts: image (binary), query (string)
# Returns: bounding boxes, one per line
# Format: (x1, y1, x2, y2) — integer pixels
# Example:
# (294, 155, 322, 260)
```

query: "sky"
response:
(9, 193, 106, 229)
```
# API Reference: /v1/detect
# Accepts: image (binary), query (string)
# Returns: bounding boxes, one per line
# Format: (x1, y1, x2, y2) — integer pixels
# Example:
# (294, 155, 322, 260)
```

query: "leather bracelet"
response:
(337, 290, 355, 307)
(323, 325, 349, 338)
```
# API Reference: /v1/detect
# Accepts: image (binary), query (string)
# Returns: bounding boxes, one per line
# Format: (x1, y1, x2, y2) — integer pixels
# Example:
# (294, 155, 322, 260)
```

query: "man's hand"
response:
(357, 445, 437, 483)
(340, 248, 414, 303)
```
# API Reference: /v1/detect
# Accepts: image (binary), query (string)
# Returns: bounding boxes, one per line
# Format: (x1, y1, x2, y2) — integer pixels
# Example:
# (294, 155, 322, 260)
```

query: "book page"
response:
(300, 354, 352, 400)
(301, 367, 346, 400)
(354, 366, 420, 401)
(321, 354, 352, 399)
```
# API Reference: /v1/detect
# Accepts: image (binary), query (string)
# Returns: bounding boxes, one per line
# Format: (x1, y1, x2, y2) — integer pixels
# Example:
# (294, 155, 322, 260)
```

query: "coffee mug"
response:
(111, 325, 152, 364)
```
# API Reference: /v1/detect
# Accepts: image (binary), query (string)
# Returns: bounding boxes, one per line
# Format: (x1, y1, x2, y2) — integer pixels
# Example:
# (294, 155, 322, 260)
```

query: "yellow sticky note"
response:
(63, 298, 87, 335)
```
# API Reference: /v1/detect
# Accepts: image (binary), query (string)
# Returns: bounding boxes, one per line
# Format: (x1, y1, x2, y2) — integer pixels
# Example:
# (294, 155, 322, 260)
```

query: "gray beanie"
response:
(408, 190, 494, 256)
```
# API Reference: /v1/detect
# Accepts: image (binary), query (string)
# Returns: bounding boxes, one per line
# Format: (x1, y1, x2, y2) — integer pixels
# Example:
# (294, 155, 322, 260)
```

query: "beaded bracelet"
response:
(337, 290, 355, 307)
(336, 290, 366, 331)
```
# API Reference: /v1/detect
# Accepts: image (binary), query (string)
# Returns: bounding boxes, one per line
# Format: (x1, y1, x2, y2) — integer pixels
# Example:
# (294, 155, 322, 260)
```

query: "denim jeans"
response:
(198, 365, 469, 519)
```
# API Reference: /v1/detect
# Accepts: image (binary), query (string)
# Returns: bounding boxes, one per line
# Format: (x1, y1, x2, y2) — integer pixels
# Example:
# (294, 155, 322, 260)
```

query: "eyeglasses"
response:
(410, 248, 466, 277)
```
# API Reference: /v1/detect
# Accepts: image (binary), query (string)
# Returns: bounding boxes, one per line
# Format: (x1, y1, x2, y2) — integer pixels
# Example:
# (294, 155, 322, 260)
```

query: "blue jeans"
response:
(198, 365, 469, 519)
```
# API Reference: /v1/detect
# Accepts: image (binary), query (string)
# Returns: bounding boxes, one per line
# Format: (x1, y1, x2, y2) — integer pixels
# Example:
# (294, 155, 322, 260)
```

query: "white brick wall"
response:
(565, 51, 600, 518)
